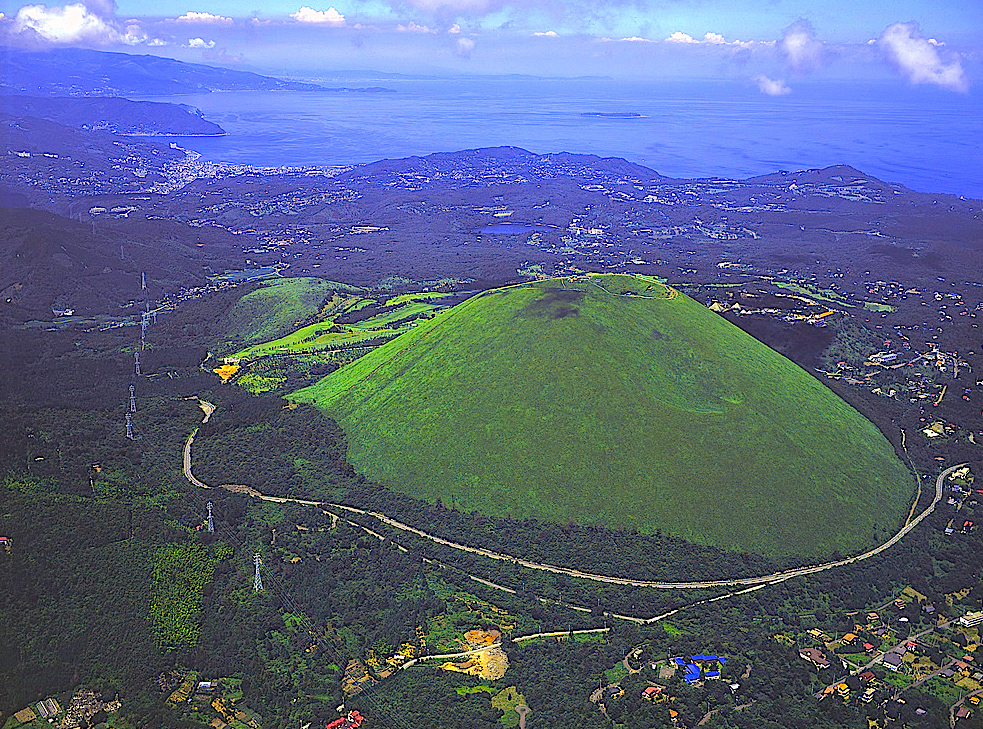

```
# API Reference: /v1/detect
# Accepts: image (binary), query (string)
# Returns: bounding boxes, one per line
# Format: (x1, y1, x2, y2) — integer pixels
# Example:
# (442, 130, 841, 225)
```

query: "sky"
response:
(0, 0, 980, 90)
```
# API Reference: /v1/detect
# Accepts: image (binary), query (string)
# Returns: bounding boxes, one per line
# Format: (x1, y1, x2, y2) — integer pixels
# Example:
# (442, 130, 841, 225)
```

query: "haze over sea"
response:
(158, 78, 983, 199)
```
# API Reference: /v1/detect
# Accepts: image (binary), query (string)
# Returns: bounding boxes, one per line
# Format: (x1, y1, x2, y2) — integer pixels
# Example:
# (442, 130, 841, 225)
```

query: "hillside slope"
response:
(1, 95, 225, 136)
(293, 274, 914, 559)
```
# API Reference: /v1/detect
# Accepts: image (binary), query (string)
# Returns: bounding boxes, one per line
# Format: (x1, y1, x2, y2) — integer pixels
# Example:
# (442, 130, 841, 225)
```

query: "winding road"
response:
(183, 401, 963, 597)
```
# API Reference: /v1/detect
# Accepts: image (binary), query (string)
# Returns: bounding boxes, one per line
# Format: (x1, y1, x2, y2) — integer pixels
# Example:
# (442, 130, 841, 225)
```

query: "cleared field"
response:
(292, 274, 915, 559)
(229, 293, 452, 361)
(216, 277, 342, 351)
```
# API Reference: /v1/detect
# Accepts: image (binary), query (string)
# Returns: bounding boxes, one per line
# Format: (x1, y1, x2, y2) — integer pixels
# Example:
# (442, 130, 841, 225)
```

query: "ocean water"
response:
(154, 78, 983, 199)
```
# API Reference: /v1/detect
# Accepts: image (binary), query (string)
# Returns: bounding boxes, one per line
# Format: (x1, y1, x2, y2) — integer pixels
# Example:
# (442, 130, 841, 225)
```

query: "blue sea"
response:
(156, 78, 983, 199)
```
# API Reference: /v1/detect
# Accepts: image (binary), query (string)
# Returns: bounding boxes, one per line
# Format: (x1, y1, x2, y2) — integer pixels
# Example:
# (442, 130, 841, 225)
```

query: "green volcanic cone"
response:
(292, 274, 914, 558)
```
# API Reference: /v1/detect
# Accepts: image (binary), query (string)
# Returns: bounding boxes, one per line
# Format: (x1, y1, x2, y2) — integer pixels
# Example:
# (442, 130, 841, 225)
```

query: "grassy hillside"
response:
(292, 274, 914, 558)
(215, 277, 342, 352)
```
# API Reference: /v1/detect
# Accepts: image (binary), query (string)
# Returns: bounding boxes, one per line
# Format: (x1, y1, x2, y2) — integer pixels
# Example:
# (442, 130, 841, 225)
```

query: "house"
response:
(326, 710, 364, 729)
(882, 653, 904, 672)
(956, 707, 971, 720)
(940, 668, 955, 679)
(864, 643, 876, 653)
(642, 686, 668, 703)
(859, 671, 876, 683)
(604, 685, 624, 701)
(800, 647, 831, 670)
(960, 611, 983, 628)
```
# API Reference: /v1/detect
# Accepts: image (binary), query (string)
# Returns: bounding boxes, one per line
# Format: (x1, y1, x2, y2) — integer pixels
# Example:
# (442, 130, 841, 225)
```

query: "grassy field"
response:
(228, 291, 456, 362)
(292, 274, 915, 559)
(215, 277, 342, 352)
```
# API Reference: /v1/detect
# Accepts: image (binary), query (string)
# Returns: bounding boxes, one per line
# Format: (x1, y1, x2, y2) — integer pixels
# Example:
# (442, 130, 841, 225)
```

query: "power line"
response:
(254, 553, 264, 592)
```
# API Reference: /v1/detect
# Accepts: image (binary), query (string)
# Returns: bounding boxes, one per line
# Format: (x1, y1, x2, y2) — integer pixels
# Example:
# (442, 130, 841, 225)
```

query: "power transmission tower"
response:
(253, 554, 263, 592)
(129, 385, 136, 412)
(141, 272, 147, 291)
(134, 351, 141, 376)
(207, 502, 214, 533)
(125, 412, 133, 440)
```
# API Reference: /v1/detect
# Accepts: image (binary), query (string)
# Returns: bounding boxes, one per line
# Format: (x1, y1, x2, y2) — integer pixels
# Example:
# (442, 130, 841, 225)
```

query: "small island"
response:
(580, 111, 643, 118)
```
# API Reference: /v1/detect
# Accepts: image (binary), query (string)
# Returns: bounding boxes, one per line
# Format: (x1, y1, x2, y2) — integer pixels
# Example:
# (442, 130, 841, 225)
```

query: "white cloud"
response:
(879, 22, 967, 92)
(186, 36, 215, 48)
(120, 22, 147, 44)
(174, 11, 233, 25)
(447, 23, 460, 33)
(664, 30, 756, 48)
(618, 35, 651, 42)
(779, 18, 824, 72)
(290, 6, 345, 25)
(532, 30, 557, 37)
(753, 74, 791, 96)
(665, 31, 696, 44)
(396, 21, 433, 32)
(455, 36, 474, 57)
(13, 3, 118, 43)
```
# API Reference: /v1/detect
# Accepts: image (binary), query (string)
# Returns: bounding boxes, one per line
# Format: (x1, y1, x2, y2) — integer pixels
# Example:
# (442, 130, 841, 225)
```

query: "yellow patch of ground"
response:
(464, 628, 501, 648)
(213, 364, 240, 381)
(440, 646, 509, 680)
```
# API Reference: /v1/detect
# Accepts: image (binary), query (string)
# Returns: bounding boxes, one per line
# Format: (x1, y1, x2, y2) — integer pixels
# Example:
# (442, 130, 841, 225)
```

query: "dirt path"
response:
(182, 402, 961, 607)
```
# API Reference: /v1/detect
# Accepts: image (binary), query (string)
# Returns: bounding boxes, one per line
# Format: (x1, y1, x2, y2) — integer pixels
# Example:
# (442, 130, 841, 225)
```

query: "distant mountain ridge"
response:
(0, 47, 327, 96)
